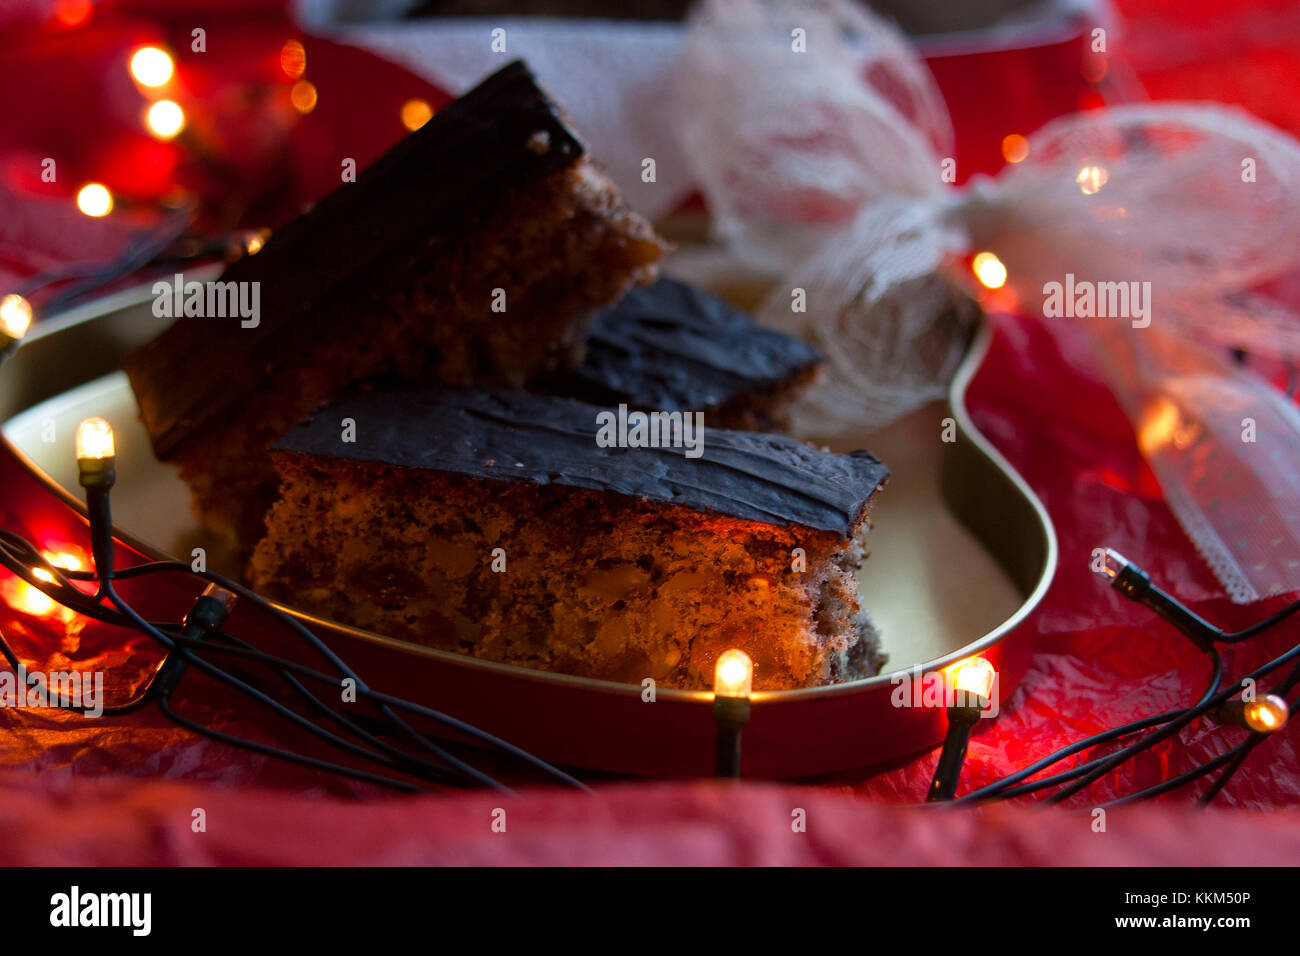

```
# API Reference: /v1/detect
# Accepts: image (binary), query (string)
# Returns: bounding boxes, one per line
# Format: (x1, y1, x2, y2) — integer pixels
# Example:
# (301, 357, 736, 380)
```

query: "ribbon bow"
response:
(676, 0, 1300, 603)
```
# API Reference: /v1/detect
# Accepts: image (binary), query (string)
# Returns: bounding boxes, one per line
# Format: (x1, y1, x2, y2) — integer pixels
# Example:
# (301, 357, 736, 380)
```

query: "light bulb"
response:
(1077, 165, 1108, 195)
(280, 39, 306, 79)
(401, 98, 434, 131)
(291, 80, 318, 114)
(972, 252, 1007, 290)
(949, 657, 996, 701)
(130, 46, 174, 87)
(76, 183, 113, 218)
(146, 100, 185, 140)
(1243, 695, 1288, 734)
(0, 294, 32, 341)
(76, 417, 115, 461)
(1001, 134, 1029, 164)
(714, 649, 753, 699)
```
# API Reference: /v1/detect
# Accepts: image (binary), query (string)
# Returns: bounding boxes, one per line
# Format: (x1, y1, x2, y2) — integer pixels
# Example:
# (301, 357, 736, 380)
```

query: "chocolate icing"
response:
(124, 60, 584, 459)
(559, 277, 822, 410)
(273, 386, 888, 538)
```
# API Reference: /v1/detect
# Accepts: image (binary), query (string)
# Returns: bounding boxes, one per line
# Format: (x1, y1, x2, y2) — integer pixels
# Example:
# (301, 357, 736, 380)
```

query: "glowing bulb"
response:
(280, 39, 306, 79)
(290, 80, 318, 114)
(714, 649, 753, 699)
(32, 568, 54, 584)
(0, 294, 32, 341)
(76, 183, 113, 218)
(42, 550, 82, 572)
(1077, 165, 1108, 195)
(1001, 134, 1029, 164)
(972, 251, 1007, 289)
(401, 98, 434, 131)
(76, 417, 114, 461)
(145, 100, 185, 140)
(1138, 397, 1181, 455)
(1243, 695, 1288, 734)
(949, 657, 996, 701)
(11, 580, 55, 616)
(243, 229, 270, 256)
(130, 46, 174, 87)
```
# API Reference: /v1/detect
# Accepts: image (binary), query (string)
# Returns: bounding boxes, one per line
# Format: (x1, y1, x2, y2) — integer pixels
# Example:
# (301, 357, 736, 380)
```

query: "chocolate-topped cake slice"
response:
(123, 60, 665, 550)
(548, 277, 823, 431)
(250, 386, 888, 690)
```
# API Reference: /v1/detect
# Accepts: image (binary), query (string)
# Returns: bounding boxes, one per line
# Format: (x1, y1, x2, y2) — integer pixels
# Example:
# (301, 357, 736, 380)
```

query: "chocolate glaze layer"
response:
(558, 277, 822, 410)
(124, 60, 584, 459)
(273, 386, 888, 538)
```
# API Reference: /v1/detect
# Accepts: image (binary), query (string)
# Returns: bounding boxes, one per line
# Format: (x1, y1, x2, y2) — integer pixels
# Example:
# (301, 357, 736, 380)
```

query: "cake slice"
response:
(249, 386, 889, 690)
(545, 277, 823, 431)
(123, 60, 665, 550)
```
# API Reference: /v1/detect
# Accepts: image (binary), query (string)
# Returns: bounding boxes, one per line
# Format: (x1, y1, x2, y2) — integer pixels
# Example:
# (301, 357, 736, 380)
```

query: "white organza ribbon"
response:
(676, 0, 1300, 603)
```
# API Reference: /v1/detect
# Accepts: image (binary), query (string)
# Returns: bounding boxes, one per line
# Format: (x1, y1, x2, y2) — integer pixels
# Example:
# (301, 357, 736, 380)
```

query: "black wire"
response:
(163, 627, 587, 790)
(0, 528, 582, 791)
(953, 708, 1180, 804)
(157, 695, 426, 794)
(958, 585, 1300, 805)
(19, 206, 195, 316)
(1043, 651, 1223, 804)
(1102, 739, 1249, 808)
(1198, 658, 1300, 805)
(203, 629, 464, 787)
(66, 555, 586, 789)
(101, 578, 514, 792)
(1197, 743, 1255, 806)
(6, 499, 1297, 802)
(1217, 598, 1300, 643)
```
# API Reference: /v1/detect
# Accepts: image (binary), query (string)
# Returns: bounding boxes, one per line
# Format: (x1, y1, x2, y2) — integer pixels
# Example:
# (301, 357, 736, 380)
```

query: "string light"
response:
(1097, 548, 1220, 651)
(713, 649, 753, 778)
(949, 657, 995, 706)
(76, 183, 113, 218)
(0, 293, 33, 349)
(401, 98, 434, 131)
(75, 417, 115, 468)
(242, 229, 270, 256)
(715, 649, 753, 699)
(928, 657, 995, 801)
(75, 417, 116, 596)
(972, 251, 1007, 289)
(290, 81, 318, 114)
(146, 100, 186, 140)
(280, 40, 307, 80)
(6, 576, 56, 617)
(1001, 133, 1029, 164)
(42, 550, 83, 573)
(1242, 695, 1288, 734)
(129, 46, 174, 88)
(1077, 165, 1108, 195)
